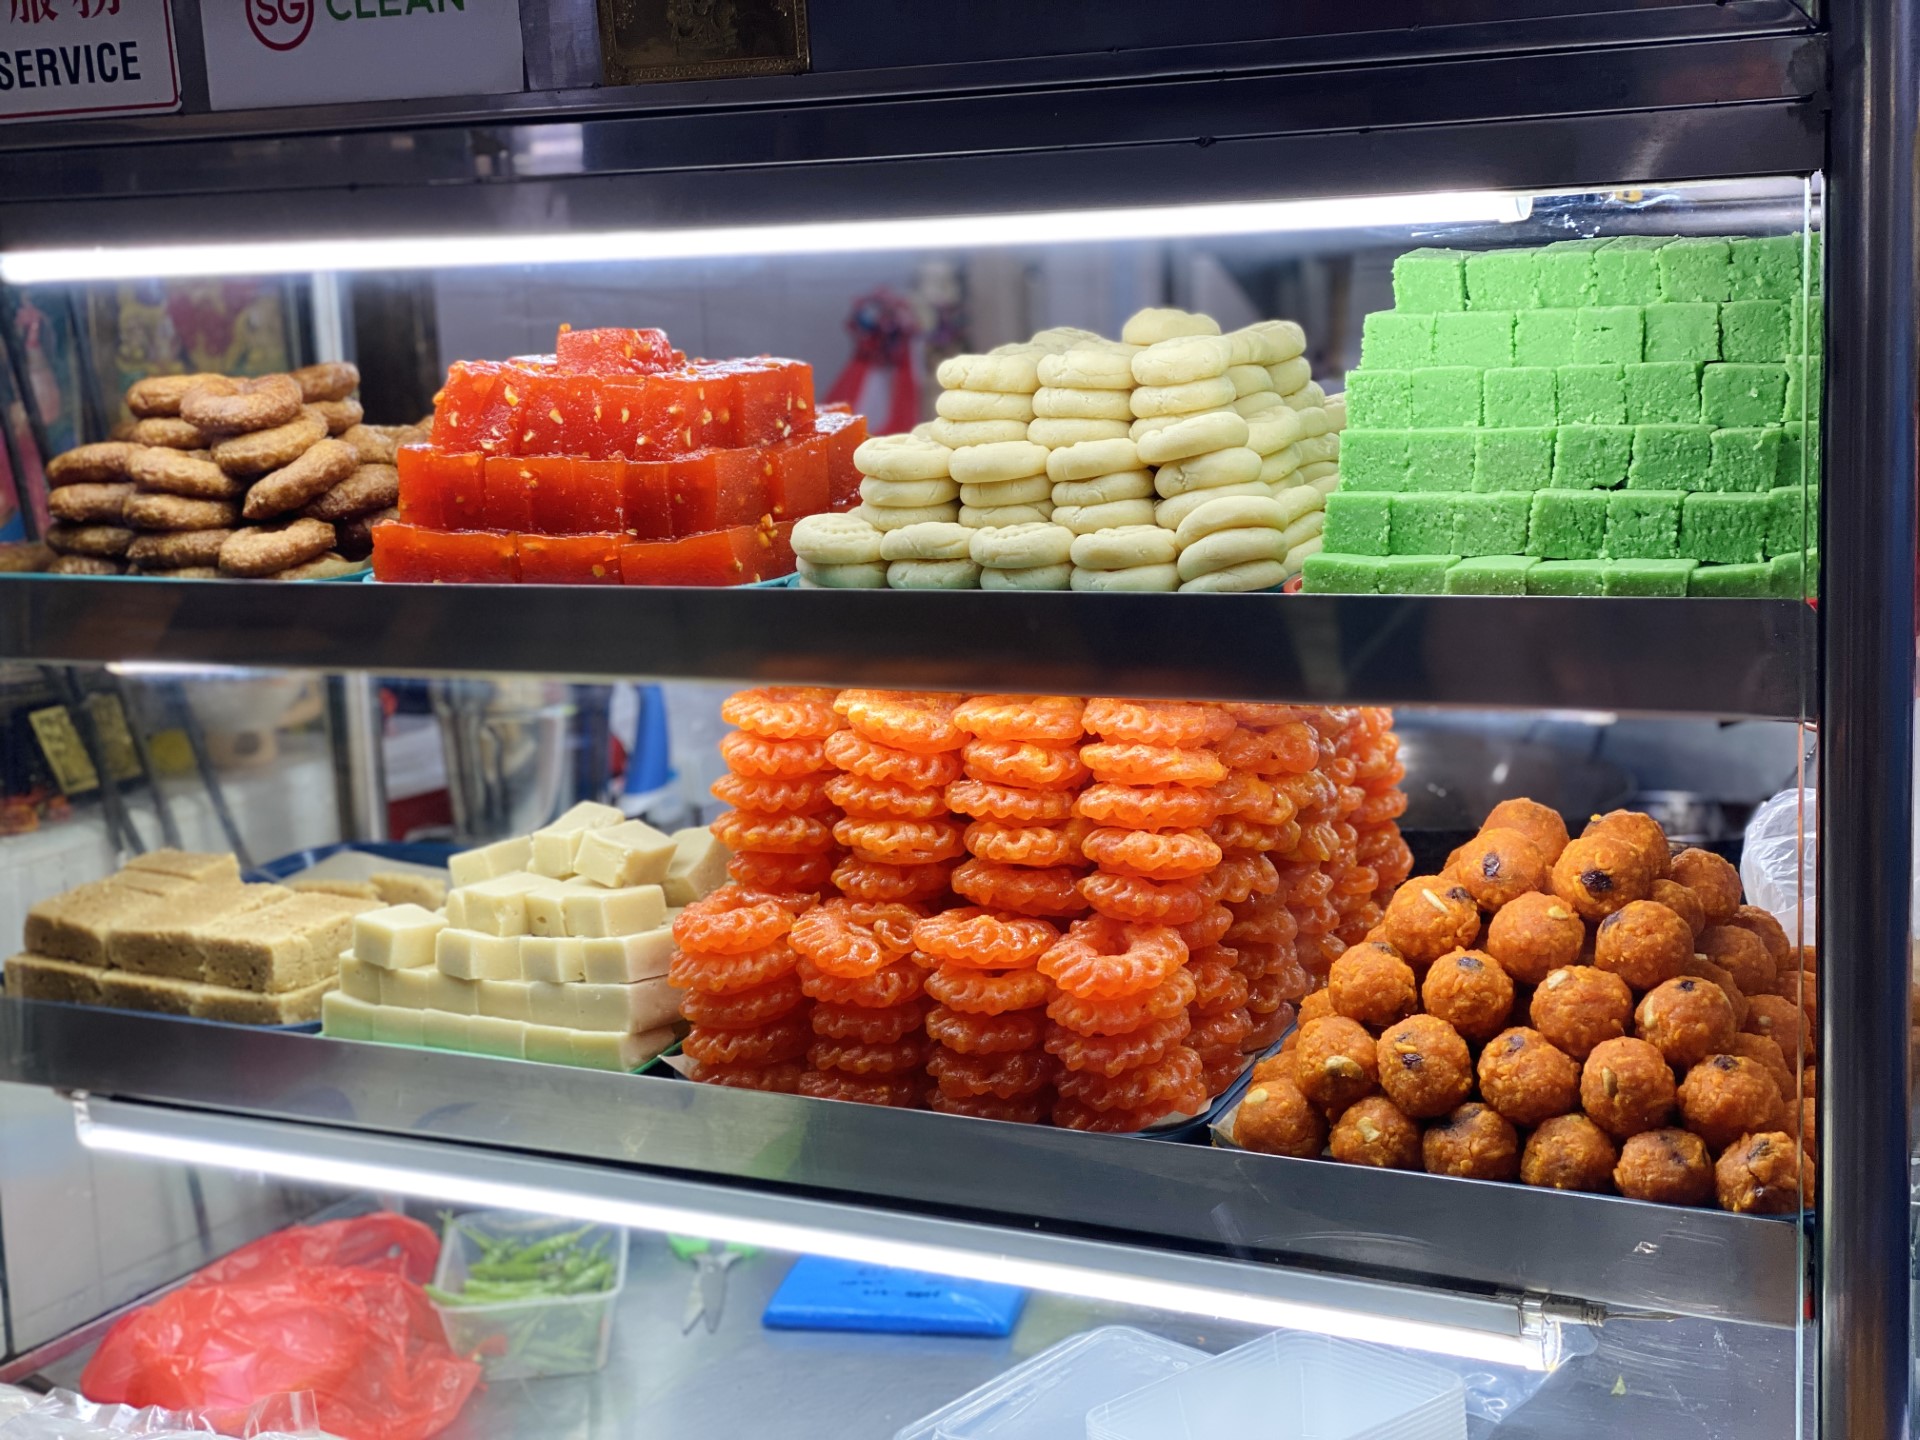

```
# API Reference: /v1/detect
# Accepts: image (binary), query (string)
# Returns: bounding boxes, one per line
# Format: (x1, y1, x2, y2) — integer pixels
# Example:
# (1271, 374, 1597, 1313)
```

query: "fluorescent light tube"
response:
(1, 191, 1530, 284)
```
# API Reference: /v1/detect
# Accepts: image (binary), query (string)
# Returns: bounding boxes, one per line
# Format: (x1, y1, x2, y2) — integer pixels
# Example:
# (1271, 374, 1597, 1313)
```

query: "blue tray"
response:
(246, 839, 458, 883)
(762, 1256, 1024, 1336)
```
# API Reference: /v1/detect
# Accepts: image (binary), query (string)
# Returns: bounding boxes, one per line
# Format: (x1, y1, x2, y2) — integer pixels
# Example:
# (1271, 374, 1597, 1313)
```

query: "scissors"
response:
(671, 1236, 750, 1335)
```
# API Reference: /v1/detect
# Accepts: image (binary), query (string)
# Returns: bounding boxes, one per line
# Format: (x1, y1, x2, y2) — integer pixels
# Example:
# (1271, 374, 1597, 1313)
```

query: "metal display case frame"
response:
(0, 2, 1911, 1433)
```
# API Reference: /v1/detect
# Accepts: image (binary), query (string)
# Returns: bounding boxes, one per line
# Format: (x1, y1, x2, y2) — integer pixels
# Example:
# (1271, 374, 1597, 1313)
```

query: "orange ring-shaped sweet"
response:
(668, 942, 800, 994)
(1073, 782, 1216, 831)
(1077, 871, 1210, 924)
(788, 899, 923, 977)
(1357, 752, 1406, 788)
(1305, 707, 1357, 738)
(961, 740, 1089, 790)
(797, 957, 926, 1007)
(1083, 698, 1235, 748)
(1352, 789, 1409, 826)
(830, 855, 954, 903)
(913, 907, 1059, 968)
(1080, 742, 1225, 789)
(832, 815, 966, 866)
(1228, 907, 1302, 952)
(809, 1035, 928, 1075)
(1271, 864, 1333, 903)
(1046, 969, 1197, 1035)
(710, 771, 835, 814)
(1044, 1011, 1191, 1076)
(1219, 702, 1314, 727)
(1297, 933, 1348, 976)
(721, 687, 842, 740)
(825, 728, 965, 787)
(1274, 770, 1338, 813)
(928, 1047, 1055, 1099)
(1283, 822, 1342, 866)
(687, 1059, 804, 1093)
(720, 730, 831, 778)
(824, 772, 952, 819)
(1212, 852, 1280, 904)
(1051, 1096, 1167, 1132)
(1188, 1008, 1252, 1053)
(1248, 965, 1311, 1009)
(963, 818, 1085, 869)
(952, 859, 1090, 917)
(927, 1089, 1049, 1123)
(1215, 722, 1319, 776)
(679, 974, 807, 1029)
(1211, 771, 1297, 827)
(672, 886, 804, 955)
(946, 778, 1075, 824)
(1038, 916, 1188, 1000)
(1322, 755, 1358, 786)
(711, 809, 839, 855)
(1056, 1046, 1205, 1112)
(1189, 956, 1250, 1013)
(1081, 826, 1221, 881)
(811, 998, 927, 1044)
(728, 850, 837, 893)
(950, 694, 1085, 744)
(1173, 903, 1234, 950)
(798, 1070, 924, 1107)
(1204, 817, 1286, 853)
(683, 1017, 811, 1067)
(833, 690, 966, 753)
(924, 964, 1052, 1015)
(1333, 863, 1379, 897)
(925, 1005, 1046, 1054)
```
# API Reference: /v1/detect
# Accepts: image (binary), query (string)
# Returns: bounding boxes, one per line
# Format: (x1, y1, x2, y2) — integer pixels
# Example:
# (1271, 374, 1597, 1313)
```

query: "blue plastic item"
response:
(245, 839, 459, 883)
(762, 1257, 1025, 1336)
(624, 683, 674, 796)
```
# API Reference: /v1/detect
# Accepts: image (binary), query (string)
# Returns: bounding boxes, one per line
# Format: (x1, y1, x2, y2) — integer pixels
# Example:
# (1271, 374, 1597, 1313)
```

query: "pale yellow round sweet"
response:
(1296, 434, 1341, 467)
(1131, 335, 1233, 386)
(1131, 410, 1232, 442)
(1046, 437, 1139, 483)
(1265, 484, 1328, 528)
(980, 562, 1072, 591)
(1051, 498, 1157, 535)
(1246, 410, 1305, 457)
(1028, 327, 1105, 354)
(925, 418, 1030, 449)
(1070, 561, 1180, 592)
(969, 521, 1074, 569)
(1277, 511, 1326, 555)
(1284, 535, 1323, 573)
(1179, 558, 1290, 592)
(1032, 387, 1134, 421)
(1153, 482, 1273, 532)
(1177, 527, 1287, 582)
(1036, 348, 1138, 389)
(1069, 525, 1179, 570)
(1130, 376, 1238, 418)
(1324, 395, 1348, 431)
(797, 557, 888, 588)
(887, 558, 981, 590)
(1233, 393, 1287, 419)
(935, 389, 1035, 423)
(959, 502, 1053, 528)
(1027, 418, 1132, 448)
(1267, 356, 1312, 394)
(1295, 406, 1333, 441)
(1175, 494, 1294, 547)
(1051, 470, 1155, 506)
(1305, 474, 1341, 498)
(879, 521, 974, 562)
(856, 501, 962, 531)
(860, 476, 961, 508)
(855, 433, 954, 482)
(936, 351, 1042, 393)
(1298, 461, 1341, 484)
(1227, 364, 1274, 398)
(1152, 447, 1263, 497)
(1259, 448, 1304, 485)
(959, 475, 1052, 508)
(1284, 381, 1329, 411)
(1242, 321, 1307, 366)
(949, 440, 1050, 485)
(1121, 308, 1220, 346)
(791, 511, 884, 564)
(1136, 411, 1251, 466)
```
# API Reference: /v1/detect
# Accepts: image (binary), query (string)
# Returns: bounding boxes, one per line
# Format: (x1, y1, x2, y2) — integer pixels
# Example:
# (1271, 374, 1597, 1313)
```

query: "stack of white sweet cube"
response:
(319, 803, 728, 1071)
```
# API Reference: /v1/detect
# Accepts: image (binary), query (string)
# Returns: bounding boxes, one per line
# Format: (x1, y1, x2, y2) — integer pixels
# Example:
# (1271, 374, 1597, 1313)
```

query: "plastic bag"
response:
(0, 1384, 339, 1438)
(80, 1216, 480, 1440)
(1740, 787, 1816, 944)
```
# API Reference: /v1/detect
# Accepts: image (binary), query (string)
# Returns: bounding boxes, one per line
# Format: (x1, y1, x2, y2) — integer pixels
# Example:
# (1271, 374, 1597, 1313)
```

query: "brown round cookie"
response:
(1668, 848, 1741, 926)
(127, 372, 221, 417)
(1327, 941, 1418, 1028)
(47, 554, 124, 575)
(1420, 948, 1514, 1043)
(1520, 1114, 1617, 1192)
(1233, 1078, 1327, 1158)
(1454, 827, 1548, 911)
(1715, 1131, 1812, 1213)
(271, 552, 365, 580)
(1580, 1036, 1676, 1138)
(1729, 1032, 1797, 1105)
(313, 397, 364, 435)
(218, 518, 337, 577)
(1651, 879, 1707, 938)
(123, 493, 242, 533)
(1743, 994, 1811, 1057)
(292, 361, 360, 403)
(1530, 965, 1633, 1060)
(1295, 1015, 1380, 1113)
(181, 374, 303, 434)
(1422, 1102, 1519, 1180)
(127, 529, 234, 568)
(1699, 925, 1776, 997)
(1635, 976, 1737, 1070)
(1375, 1013, 1473, 1118)
(131, 564, 222, 579)
(334, 506, 396, 562)
(128, 448, 246, 500)
(1477, 1025, 1579, 1126)
(1729, 905, 1793, 971)
(46, 442, 140, 487)
(1678, 1053, 1779, 1153)
(211, 408, 330, 476)
(1481, 798, 1570, 864)
(302, 463, 398, 522)
(47, 523, 134, 557)
(243, 439, 359, 521)
(1594, 900, 1693, 991)
(1329, 1095, 1422, 1169)
(341, 424, 399, 466)
(1683, 957, 1750, 1028)
(128, 416, 208, 449)
(1551, 834, 1652, 919)
(48, 482, 132, 524)
(1614, 1128, 1714, 1205)
(1484, 891, 1585, 985)
(1581, 810, 1672, 880)
(1378, 876, 1480, 967)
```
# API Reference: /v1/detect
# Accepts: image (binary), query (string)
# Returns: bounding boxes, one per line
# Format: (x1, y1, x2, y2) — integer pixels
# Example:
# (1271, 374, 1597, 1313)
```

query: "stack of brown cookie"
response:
(40, 364, 428, 579)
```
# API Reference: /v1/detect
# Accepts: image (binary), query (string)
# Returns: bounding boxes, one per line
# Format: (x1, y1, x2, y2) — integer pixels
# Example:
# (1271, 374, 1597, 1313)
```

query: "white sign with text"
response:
(0, 0, 178, 124)
(202, 0, 523, 112)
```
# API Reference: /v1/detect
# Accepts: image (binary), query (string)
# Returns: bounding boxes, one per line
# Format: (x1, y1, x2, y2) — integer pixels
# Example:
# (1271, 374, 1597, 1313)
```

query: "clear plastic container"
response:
(428, 1211, 627, 1381)
(1086, 1332, 1467, 1440)
(892, 1326, 1206, 1440)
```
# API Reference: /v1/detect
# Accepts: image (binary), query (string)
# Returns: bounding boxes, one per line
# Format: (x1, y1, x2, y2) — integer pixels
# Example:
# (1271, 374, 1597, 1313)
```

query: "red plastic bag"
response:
(81, 1215, 481, 1440)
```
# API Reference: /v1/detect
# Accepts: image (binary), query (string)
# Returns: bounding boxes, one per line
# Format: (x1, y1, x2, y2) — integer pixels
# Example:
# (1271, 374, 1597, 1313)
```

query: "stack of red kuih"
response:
(373, 325, 865, 585)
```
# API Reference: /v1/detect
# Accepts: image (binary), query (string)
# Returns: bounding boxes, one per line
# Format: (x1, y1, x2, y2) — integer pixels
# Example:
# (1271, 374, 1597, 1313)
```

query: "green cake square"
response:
(1323, 492, 1393, 554)
(1301, 553, 1386, 594)
(1515, 310, 1578, 368)
(1450, 492, 1532, 555)
(1556, 365, 1626, 424)
(1658, 238, 1733, 303)
(1574, 307, 1644, 364)
(1777, 420, 1821, 489)
(1404, 430, 1477, 491)
(1474, 428, 1556, 492)
(1527, 560, 1607, 596)
(1552, 425, 1632, 489)
(1603, 492, 1682, 559)
(1784, 355, 1823, 421)
(1465, 250, 1540, 310)
(1701, 363, 1788, 427)
(1483, 368, 1558, 427)
(1392, 249, 1468, 313)
(1434, 311, 1515, 368)
(1770, 549, 1817, 599)
(1341, 431, 1413, 491)
(1623, 363, 1701, 424)
(1681, 493, 1770, 563)
(1720, 300, 1791, 362)
(1729, 234, 1803, 302)
(1536, 239, 1606, 309)
(1628, 425, 1713, 490)
(1376, 554, 1461, 594)
(1705, 427, 1782, 493)
(1410, 368, 1483, 428)
(1603, 559, 1697, 596)
(1529, 490, 1608, 557)
(1790, 294, 1825, 356)
(1344, 370, 1412, 428)
(1361, 310, 1435, 369)
(1595, 238, 1669, 306)
(1766, 485, 1809, 559)
(1643, 303, 1721, 363)
(1689, 562, 1774, 597)
(1446, 555, 1538, 595)
(1389, 494, 1457, 554)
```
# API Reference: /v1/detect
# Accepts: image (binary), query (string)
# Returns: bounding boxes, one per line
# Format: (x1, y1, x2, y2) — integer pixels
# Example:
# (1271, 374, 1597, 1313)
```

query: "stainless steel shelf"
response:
(0, 578, 1812, 719)
(0, 1001, 1803, 1329)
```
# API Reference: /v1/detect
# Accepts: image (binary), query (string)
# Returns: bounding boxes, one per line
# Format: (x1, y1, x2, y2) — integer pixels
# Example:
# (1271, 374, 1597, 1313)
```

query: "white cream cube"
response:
(436, 928, 522, 981)
(447, 836, 532, 888)
(523, 882, 575, 938)
(523, 1023, 578, 1065)
(458, 873, 545, 937)
(528, 980, 575, 1028)
(420, 1010, 473, 1050)
(320, 990, 377, 1039)
(665, 827, 730, 906)
(478, 979, 534, 1021)
(369, 1006, 427, 1045)
(563, 883, 666, 938)
(572, 976, 680, 1033)
(581, 929, 676, 984)
(529, 801, 626, 878)
(574, 820, 677, 889)
(522, 936, 587, 984)
(422, 970, 481, 1015)
(353, 904, 446, 970)
(338, 955, 382, 1003)
(466, 1015, 528, 1058)
(572, 1024, 675, 1071)
(380, 965, 434, 1009)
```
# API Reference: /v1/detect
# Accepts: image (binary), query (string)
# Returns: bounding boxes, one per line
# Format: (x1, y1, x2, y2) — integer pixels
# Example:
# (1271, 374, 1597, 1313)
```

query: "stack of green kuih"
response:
(1304, 233, 1820, 597)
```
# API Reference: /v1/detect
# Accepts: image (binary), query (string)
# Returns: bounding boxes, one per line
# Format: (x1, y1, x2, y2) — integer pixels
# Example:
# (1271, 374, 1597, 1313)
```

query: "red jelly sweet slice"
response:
(526, 458, 621, 534)
(479, 456, 538, 531)
(508, 367, 582, 456)
(435, 362, 518, 456)
(817, 409, 868, 508)
(621, 460, 673, 540)
(517, 533, 624, 584)
(669, 449, 770, 535)
(766, 430, 830, 521)
(619, 526, 760, 586)
(372, 523, 517, 583)
(704, 358, 815, 448)
(396, 445, 480, 530)
(555, 326, 676, 376)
